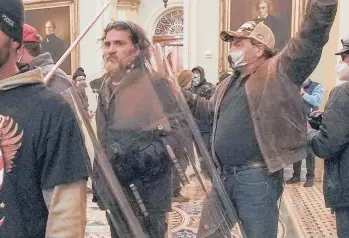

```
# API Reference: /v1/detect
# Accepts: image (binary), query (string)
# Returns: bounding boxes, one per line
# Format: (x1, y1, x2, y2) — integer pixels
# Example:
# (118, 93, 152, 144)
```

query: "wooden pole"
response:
(44, 2, 109, 83)
(44, 2, 147, 237)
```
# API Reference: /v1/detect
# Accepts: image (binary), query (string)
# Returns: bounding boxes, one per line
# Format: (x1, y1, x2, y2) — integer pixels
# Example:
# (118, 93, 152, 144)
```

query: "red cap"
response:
(23, 24, 41, 43)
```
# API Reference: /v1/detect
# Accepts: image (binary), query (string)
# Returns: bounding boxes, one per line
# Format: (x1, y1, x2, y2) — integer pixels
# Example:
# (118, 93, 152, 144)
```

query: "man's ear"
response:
(11, 40, 21, 51)
(16, 44, 24, 55)
(256, 44, 266, 58)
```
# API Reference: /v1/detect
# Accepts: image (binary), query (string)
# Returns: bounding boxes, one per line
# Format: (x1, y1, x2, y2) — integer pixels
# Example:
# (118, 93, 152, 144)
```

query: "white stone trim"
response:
(144, 1, 184, 39)
(188, 0, 197, 69)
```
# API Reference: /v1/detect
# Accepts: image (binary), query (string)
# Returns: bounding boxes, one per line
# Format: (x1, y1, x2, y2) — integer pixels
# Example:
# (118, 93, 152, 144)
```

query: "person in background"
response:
(191, 66, 215, 155)
(287, 78, 324, 187)
(308, 35, 349, 238)
(72, 67, 94, 118)
(191, 66, 215, 100)
(176, 69, 192, 90)
(171, 68, 195, 203)
(18, 23, 72, 93)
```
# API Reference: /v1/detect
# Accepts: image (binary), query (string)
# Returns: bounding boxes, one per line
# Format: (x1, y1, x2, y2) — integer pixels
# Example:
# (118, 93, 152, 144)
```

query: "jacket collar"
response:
(0, 68, 44, 91)
(29, 52, 54, 69)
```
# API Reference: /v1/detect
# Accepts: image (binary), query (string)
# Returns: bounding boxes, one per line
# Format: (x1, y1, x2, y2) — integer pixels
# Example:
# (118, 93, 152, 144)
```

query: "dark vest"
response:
(303, 80, 320, 114)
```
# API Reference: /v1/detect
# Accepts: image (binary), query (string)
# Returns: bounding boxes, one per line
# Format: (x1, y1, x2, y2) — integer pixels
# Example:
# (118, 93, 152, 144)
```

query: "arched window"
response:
(154, 9, 184, 36)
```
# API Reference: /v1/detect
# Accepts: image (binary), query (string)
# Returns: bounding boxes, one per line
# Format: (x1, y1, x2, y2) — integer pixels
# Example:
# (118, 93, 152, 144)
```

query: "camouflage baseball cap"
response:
(220, 21, 275, 50)
(335, 35, 349, 55)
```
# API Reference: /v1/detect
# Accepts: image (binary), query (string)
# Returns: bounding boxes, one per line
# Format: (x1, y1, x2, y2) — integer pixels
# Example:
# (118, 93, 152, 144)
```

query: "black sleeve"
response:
(40, 103, 89, 190)
(58, 39, 65, 59)
(311, 84, 349, 159)
(205, 83, 216, 100)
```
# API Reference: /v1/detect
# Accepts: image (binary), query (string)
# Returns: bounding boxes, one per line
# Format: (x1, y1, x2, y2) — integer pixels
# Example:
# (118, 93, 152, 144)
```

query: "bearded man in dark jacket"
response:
(93, 21, 191, 238)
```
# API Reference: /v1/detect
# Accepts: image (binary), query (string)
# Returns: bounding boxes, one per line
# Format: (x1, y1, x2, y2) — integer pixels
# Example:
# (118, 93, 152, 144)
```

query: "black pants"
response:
(172, 168, 182, 197)
(106, 210, 167, 238)
(292, 153, 315, 179)
(172, 147, 191, 197)
(335, 207, 349, 238)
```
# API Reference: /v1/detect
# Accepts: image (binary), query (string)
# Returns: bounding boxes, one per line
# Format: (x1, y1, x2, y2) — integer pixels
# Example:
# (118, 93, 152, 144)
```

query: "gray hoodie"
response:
(29, 52, 72, 94)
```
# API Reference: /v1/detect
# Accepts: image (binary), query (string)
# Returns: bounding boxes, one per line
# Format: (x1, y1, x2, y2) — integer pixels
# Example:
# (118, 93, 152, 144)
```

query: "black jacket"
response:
(310, 81, 349, 209)
(42, 34, 65, 64)
(94, 63, 191, 213)
(190, 66, 215, 150)
(191, 66, 215, 100)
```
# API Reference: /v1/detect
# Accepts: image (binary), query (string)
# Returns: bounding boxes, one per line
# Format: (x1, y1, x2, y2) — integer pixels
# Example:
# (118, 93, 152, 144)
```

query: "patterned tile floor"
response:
(282, 182, 337, 237)
(86, 178, 285, 238)
(85, 193, 110, 238)
(85, 176, 336, 238)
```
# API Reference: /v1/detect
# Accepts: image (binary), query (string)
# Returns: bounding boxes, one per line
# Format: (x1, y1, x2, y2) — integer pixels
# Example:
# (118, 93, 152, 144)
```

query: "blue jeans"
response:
(335, 208, 349, 238)
(197, 168, 284, 238)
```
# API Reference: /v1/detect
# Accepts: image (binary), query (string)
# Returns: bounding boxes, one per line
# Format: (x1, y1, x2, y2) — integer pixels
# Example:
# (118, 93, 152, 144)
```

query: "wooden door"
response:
(153, 35, 184, 75)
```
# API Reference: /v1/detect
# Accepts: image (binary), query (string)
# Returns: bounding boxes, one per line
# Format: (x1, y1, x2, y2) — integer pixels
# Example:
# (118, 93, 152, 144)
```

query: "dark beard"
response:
(0, 39, 11, 69)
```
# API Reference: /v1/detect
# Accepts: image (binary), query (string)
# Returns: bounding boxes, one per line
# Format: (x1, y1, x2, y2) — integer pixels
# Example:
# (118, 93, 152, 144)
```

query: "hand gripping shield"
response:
(61, 44, 245, 237)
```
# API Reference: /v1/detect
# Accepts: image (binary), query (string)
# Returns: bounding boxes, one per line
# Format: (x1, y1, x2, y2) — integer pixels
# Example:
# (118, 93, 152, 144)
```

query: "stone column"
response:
(184, 0, 197, 70)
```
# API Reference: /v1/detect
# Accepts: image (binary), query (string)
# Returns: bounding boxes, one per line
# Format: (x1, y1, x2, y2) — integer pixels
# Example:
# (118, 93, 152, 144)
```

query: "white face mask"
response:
(336, 62, 349, 81)
(192, 76, 201, 86)
(228, 51, 247, 69)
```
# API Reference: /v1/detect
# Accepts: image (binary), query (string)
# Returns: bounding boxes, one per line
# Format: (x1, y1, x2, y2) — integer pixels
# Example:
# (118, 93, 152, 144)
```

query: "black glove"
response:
(106, 142, 136, 184)
(123, 139, 170, 183)
(308, 111, 323, 130)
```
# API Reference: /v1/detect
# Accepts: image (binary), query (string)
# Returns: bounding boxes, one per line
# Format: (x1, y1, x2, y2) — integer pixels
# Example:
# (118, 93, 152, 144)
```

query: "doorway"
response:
(153, 35, 183, 75)
(152, 8, 184, 75)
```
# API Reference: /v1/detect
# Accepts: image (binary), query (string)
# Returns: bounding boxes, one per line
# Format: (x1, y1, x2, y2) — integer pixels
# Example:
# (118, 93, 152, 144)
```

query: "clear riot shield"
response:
(62, 43, 245, 238)
(60, 87, 147, 238)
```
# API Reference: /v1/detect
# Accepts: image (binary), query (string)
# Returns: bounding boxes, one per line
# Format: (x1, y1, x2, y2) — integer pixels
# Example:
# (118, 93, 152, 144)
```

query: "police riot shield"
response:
(61, 43, 245, 238)
(60, 87, 147, 238)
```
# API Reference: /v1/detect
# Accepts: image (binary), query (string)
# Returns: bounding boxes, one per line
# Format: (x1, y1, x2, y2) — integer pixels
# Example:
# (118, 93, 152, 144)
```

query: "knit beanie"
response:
(0, 0, 24, 43)
(177, 69, 193, 88)
(73, 67, 86, 80)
